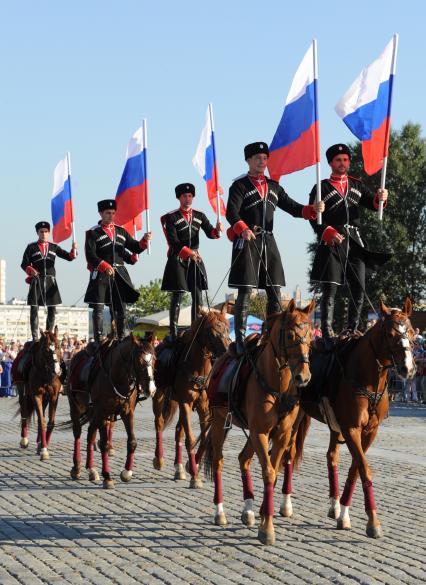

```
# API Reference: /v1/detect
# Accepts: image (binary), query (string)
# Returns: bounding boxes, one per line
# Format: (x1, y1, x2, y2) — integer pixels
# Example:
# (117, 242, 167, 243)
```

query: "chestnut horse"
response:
(280, 298, 415, 538)
(204, 299, 315, 545)
(67, 334, 156, 488)
(152, 306, 230, 487)
(16, 328, 62, 460)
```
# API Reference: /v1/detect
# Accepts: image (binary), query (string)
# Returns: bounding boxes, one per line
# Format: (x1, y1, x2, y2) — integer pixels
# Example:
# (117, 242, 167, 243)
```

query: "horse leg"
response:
(344, 426, 382, 538)
(120, 409, 137, 482)
(18, 384, 29, 448)
(194, 391, 210, 466)
(337, 462, 358, 530)
(34, 395, 49, 461)
(107, 419, 115, 456)
(207, 411, 227, 526)
(46, 393, 59, 447)
(174, 422, 186, 480)
(99, 420, 114, 489)
(327, 431, 342, 520)
(181, 402, 202, 488)
(280, 449, 294, 518)
(86, 421, 100, 482)
(238, 438, 256, 527)
(152, 390, 165, 470)
(251, 432, 276, 545)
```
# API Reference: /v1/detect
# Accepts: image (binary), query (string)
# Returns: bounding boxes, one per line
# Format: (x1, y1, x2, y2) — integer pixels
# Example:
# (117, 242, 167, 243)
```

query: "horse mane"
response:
(181, 309, 227, 345)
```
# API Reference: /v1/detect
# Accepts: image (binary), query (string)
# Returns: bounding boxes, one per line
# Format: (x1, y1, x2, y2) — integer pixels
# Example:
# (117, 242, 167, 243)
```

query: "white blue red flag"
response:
(115, 126, 148, 230)
(51, 155, 73, 243)
(192, 104, 225, 216)
(335, 36, 397, 175)
(268, 42, 320, 180)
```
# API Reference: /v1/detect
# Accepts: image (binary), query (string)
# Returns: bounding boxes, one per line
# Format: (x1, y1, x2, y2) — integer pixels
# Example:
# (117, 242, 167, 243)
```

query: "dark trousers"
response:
(234, 286, 281, 345)
(30, 306, 56, 340)
(169, 289, 202, 339)
(92, 304, 126, 342)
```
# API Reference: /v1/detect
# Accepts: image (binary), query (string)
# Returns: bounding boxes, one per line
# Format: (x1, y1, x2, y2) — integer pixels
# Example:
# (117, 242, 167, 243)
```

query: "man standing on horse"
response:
(21, 221, 78, 341)
(84, 199, 152, 342)
(161, 183, 223, 340)
(226, 142, 324, 353)
(309, 144, 389, 348)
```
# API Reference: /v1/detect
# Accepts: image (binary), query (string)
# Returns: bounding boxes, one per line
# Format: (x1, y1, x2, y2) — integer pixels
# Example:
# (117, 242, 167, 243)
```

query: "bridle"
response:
(270, 316, 311, 376)
(34, 335, 61, 384)
(368, 315, 414, 374)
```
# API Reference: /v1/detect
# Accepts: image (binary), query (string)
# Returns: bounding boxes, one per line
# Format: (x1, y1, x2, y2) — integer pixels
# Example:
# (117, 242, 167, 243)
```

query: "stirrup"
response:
(224, 412, 233, 430)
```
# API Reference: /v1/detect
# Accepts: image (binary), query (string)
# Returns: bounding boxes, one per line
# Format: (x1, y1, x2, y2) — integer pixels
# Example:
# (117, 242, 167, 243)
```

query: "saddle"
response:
(155, 336, 185, 388)
(11, 342, 35, 383)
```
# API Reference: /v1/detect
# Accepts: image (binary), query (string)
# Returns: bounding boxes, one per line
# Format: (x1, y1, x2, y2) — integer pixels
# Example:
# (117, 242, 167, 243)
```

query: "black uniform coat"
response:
(226, 175, 305, 288)
(21, 242, 74, 306)
(84, 224, 142, 307)
(309, 177, 391, 285)
(161, 209, 217, 292)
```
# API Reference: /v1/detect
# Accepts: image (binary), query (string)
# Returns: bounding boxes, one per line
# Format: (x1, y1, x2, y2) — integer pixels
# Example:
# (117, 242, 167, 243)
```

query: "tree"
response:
(308, 122, 426, 328)
(127, 278, 190, 327)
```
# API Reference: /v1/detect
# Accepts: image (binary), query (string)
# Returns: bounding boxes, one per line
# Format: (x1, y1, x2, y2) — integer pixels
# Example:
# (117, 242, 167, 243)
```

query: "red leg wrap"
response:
(155, 431, 164, 459)
(73, 438, 81, 465)
(174, 442, 183, 465)
(125, 452, 135, 471)
(328, 464, 340, 498)
(102, 450, 110, 474)
(362, 479, 376, 511)
(263, 482, 274, 517)
(188, 450, 197, 477)
(283, 462, 293, 495)
(241, 469, 254, 501)
(340, 478, 357, 507)
(86, 443, 95, 469)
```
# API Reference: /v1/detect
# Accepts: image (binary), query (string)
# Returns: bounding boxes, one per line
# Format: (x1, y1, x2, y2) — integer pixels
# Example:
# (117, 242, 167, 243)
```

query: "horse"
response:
(280, 298, 416, 538)
(15, 328, 63, 460)
(152, 306, 230, 487)
(203, 299, 315, 545)
(67, 334, 156, 488)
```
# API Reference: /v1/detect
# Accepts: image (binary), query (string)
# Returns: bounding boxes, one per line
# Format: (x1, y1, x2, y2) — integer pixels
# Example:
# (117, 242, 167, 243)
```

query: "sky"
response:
(0, 0, 424, 307)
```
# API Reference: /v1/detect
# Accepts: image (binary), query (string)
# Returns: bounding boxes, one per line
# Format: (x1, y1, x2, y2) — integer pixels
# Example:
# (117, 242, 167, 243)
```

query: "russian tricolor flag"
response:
(335, 36, 398, 176)
(115, 126, 148, 230)
(192, 104, 225, 216)
(51, 154, 74, 243)
(268, 42, 319, 180)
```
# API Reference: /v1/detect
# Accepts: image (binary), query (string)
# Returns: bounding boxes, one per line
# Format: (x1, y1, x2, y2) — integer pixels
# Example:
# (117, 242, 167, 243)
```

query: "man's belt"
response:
(252, 226, 273, 236)
(112, 263, 124, 267)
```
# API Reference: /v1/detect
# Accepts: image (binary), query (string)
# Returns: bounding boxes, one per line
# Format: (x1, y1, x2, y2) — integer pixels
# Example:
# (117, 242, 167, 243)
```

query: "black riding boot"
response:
(266, 286, 281, 316)
(92, 306, 104, 343)
(169, 292, 183, 341)
(116, 308, 126, 341)
(347, 292, 364, 332)
(191, 287, 202, 323)
(30, 306, 39, 341)
(234, 289, 251, 355)
(320, 283, 337, 350)
(46, 306, 56, 332)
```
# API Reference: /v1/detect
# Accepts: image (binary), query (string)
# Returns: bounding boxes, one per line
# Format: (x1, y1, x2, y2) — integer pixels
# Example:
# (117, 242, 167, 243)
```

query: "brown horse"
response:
(67, 334, 156, 488)
(204, 299, 315, 545)
(152, 306, 230, 487)
(280, 298, 415, 538)
(16, 328, 62, 460)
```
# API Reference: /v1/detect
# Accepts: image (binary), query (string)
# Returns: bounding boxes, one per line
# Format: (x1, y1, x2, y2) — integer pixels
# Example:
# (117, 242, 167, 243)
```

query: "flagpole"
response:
(378, 33, 399, 221)
(66, 151, 77, 249)
(312, 39, 322, 225)
(142, 119, 151, 254)
(208, 103, 221, 225)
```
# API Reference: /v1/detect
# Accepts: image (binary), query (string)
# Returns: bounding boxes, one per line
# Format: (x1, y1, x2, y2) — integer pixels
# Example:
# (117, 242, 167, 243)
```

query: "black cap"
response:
(244, 142, 269, 160)
(326, 144, 351, 164)
(97, 199, 117, 212)
(35, 221, 50, 232)
(175, 183, 195, 198)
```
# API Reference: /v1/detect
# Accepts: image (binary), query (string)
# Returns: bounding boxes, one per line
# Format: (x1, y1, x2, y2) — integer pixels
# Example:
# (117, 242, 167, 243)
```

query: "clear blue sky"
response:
(0, 0, 424, 305)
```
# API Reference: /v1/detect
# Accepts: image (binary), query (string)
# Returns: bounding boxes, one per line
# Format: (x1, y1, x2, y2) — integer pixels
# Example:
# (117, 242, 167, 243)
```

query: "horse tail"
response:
(203, 424, 230, 482)
(293, 413, 311, 470)
(162, 389, 178, 429)
(55, 390, 91, 431)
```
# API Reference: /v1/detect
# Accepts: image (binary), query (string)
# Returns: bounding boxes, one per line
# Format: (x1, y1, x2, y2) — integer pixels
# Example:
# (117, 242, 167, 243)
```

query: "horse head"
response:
(193, 303, 230, 358)
(129, 334, 157, 397)
(35, 326, 62, 380)
(269, 298, 315, 388)
(375, 297, 416, 379)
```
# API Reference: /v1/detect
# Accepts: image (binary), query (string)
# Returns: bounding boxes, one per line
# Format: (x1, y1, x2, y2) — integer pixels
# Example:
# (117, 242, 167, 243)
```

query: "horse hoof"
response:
(39, 448, 49, 461)
(173, 469, 187, 481)
(327, 506, 341, 520)
(103, 479, 115, 489)
(366, 523, 383, 538)
(214, 513, 227, 526)
(189, 477, 203, 489)
(337, 518, 351, 530)
(258, 528, 275, 546)
(279, 504, 293, 518)
(152, 457, 164, 470)
(88, 468, 100, 482)
(241, 511, 255, 527)
(70, 467, 81, 480)
(20, 437, 29, 449)
(120, 469, 133, 482)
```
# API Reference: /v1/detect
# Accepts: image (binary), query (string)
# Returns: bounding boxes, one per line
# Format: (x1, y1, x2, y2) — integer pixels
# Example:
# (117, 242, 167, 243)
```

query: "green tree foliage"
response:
(308, 122, 426, 328)
(127, 278, 190, 327)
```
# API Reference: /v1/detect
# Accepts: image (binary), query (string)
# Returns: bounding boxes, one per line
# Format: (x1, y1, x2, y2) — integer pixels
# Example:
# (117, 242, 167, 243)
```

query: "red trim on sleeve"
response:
(374, 193, 388, 210)
(210, 228, 220, 239)
(233, 220, 248, 237)
(226, 227, 235, 242)
(302, 205, 317, 220)
(139, 238, 148, 251)
(25, 266, 37, 276)
(70, 249, 77, 259)
(130, 254, 138, 264)
(179, 246, 193, 260)
(97, 260, 112, 273)
(322, 226, 338, 245)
